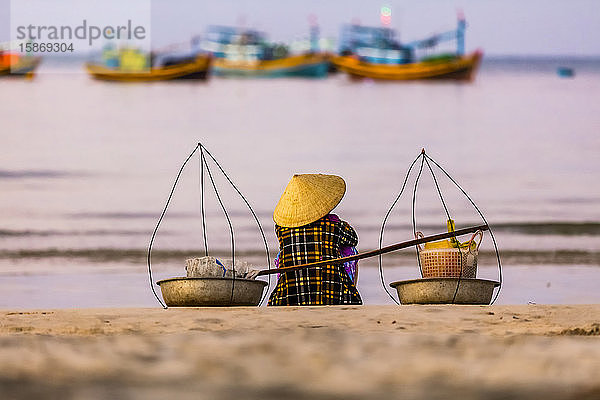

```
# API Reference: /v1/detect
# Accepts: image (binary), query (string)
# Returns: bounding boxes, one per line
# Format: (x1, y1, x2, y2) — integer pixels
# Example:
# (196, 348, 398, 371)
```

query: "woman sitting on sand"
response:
(268, 174, 362, 306)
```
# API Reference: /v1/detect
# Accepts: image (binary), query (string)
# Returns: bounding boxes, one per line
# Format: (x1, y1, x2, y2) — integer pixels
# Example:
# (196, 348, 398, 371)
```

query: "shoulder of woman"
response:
(325, 213, 341, 223)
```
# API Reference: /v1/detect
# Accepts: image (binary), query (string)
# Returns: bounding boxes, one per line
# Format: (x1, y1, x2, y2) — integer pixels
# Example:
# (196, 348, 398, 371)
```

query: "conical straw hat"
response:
(273, 174, 346, 228)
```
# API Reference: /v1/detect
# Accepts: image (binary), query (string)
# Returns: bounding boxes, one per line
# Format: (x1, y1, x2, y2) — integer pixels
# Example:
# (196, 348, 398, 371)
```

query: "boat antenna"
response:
(456, 9, 466, 56)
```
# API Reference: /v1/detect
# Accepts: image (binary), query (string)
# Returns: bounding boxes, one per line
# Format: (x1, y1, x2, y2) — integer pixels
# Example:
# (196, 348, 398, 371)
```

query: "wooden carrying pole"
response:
(257, 224, 489, 276)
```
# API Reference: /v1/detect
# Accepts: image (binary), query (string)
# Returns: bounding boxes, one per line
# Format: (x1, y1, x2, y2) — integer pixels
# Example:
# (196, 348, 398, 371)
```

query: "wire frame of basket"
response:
(415, 230, 483, 278)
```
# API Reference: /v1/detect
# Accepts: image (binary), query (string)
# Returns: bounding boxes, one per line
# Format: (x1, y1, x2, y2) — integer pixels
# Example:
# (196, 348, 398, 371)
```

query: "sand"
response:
(1, 305, 599, 400)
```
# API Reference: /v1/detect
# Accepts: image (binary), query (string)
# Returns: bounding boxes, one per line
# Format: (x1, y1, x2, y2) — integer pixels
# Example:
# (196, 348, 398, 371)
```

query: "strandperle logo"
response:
(15, 20, 147, 46)
(10, 0, 152, 73)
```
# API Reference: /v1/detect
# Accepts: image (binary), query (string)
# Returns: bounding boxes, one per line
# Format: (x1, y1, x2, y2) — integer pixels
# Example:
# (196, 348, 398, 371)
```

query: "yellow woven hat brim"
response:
(273, 174, 346, 228)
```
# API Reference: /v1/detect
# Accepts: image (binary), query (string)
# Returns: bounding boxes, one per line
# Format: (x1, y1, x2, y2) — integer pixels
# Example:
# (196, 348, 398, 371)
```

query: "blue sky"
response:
(2, 0, 600, 56)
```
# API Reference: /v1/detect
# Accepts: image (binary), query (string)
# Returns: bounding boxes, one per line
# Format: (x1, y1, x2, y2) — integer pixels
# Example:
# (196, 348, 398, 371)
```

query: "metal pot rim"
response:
(389, 277, 500, 288)
(157, 277, 268, 287)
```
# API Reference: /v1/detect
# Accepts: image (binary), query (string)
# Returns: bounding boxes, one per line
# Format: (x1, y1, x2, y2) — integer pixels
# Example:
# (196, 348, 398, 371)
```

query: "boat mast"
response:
(308, 14, 320, 52)
(457, 10, 466, 56)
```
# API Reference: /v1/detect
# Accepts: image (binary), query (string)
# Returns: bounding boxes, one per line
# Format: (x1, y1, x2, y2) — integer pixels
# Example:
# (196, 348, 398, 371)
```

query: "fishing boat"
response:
(201, 26, 330, 78)
(0, 51, 41, 77)
(557, 67, 575, 78)
(332, 51, 482, 81)
(333, 14, 482, 81)
(85, 47, 211, 82)
(212, 52, 330, 78)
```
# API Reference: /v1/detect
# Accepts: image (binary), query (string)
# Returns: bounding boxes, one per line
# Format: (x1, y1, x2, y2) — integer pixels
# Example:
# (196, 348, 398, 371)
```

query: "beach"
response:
(1, 0, 599, 398)
(1, 305, 599, 399)
(1, 57, 599, 400)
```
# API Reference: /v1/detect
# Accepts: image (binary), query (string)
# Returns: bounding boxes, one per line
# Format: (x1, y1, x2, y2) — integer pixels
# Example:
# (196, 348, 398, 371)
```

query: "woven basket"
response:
(416, 230, 483, 278)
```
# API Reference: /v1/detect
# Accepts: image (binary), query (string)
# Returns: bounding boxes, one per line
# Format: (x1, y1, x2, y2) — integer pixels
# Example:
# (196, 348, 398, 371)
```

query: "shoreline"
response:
(3, 264, 600, 309)
(1, 305, 599, 399)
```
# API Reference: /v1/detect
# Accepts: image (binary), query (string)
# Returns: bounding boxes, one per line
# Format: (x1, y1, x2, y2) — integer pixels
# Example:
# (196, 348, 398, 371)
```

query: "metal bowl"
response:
(157, 277, 268, 307)
(389, 278, 500, 305)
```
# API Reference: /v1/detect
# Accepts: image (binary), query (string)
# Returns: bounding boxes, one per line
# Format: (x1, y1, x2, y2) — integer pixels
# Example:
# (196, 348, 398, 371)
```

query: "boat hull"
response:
(0, 57, 41, 77)
(332, 51, 482, 81)
(213, 53, 330, 78)
(85, 55, 212, 82)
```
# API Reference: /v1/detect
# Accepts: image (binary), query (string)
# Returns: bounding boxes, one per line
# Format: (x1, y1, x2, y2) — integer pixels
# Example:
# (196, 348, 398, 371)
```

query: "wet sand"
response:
(1, 305, 599, 399)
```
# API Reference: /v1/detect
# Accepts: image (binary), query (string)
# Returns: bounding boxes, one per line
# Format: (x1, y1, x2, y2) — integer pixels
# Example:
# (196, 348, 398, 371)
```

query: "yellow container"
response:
(119, 49, 149, 72)
(423, 219, 478, 250)
(416, 220, 483, 278)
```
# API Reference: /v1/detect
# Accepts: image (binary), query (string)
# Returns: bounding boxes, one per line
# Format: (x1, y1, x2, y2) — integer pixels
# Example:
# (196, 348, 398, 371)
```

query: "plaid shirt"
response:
(268, 215, 362, 306)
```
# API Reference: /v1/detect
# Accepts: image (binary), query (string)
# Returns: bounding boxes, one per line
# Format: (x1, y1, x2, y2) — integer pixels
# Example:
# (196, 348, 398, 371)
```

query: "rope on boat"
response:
(147, 143, 272, 309)
(378, 149, 503, 305)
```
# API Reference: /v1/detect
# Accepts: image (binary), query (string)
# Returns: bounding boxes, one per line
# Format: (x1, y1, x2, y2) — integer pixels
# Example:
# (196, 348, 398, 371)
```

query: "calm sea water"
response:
(1, 58, 599, 308)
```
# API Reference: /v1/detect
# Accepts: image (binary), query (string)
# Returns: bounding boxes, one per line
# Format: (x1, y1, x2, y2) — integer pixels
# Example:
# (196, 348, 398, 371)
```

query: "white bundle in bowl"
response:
(185, 257, 259, 279)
